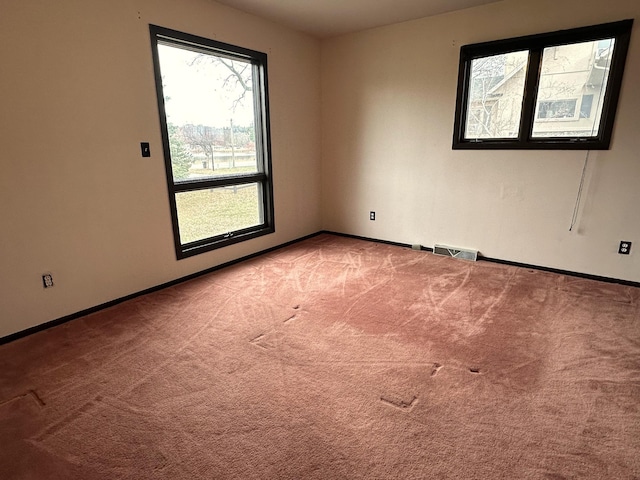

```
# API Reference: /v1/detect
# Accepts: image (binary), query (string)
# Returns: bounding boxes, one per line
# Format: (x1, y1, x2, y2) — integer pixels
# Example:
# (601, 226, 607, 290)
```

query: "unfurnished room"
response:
(1, 0, 639, 478)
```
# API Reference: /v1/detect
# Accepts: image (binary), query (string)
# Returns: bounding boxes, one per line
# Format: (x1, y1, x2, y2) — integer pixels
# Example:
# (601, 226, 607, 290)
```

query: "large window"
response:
(150, 25, 274, 258)
(452, 20, 633, 149)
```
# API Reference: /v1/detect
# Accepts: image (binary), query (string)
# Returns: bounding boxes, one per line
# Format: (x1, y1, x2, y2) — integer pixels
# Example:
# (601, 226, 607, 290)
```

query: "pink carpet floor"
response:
(1, 233, 639, 479)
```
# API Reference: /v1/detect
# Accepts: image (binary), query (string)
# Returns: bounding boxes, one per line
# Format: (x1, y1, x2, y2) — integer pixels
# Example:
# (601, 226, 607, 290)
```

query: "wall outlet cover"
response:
(618, 241, 632, 255)
(42, 273, 54, 288)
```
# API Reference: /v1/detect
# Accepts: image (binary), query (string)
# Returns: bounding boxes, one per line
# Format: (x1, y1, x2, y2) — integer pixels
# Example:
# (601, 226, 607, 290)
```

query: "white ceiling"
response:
(214, 0, 503, 38)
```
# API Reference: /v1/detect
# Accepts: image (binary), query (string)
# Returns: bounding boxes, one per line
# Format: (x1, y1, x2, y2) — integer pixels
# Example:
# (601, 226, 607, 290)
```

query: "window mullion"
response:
(519, 49, 542, 143)
(172, 173, 266, 193)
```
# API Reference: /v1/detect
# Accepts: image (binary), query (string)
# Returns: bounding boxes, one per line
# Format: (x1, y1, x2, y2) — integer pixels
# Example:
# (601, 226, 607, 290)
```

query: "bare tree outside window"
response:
(453, 20, 632, 149)
(151, 25, 274, 258)
(158, 44, 258, 181)
(464, 51, 528, 139)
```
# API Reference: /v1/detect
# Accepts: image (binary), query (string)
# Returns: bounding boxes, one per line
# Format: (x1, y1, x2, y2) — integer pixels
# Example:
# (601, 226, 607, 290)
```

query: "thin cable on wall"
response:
(569, 150, 590, 232)
(569, 40, 613, 231)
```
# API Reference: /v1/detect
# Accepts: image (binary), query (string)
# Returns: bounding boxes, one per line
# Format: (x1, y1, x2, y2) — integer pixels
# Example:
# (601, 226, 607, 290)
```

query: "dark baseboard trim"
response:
(478, 255, 640, 288)
(3, 230, 638, 345)
(0, 231, 323, 346)
(322, 230, 640, 288)
(320, 230, 434, 252)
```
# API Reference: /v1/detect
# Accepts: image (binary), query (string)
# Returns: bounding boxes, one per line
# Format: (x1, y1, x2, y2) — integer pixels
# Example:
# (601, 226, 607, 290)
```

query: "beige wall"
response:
(321, 0, 640, 282)
(0, 0, 322, 338)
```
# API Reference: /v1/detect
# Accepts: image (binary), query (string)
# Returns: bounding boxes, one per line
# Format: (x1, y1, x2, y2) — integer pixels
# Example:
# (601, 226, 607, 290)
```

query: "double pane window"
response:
(453, 20, 633, 149)
(150, 26, 274, 258)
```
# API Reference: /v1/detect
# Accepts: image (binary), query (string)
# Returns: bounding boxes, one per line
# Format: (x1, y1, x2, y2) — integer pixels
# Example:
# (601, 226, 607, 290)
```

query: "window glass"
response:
(452, 20, 633, 149)
(464, 51, 529, 139)
(150, 26, 274, 258)
(532, 39, 615, 138)
(175, 184, 262, 245)
(158, 44, 259, 181)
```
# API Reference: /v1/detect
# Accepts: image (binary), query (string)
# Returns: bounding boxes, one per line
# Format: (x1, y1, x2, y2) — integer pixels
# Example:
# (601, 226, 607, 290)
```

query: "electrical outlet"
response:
(370, 211, 376, 221)
(618, 241, 632, 255)
(42, 273, 54, 288)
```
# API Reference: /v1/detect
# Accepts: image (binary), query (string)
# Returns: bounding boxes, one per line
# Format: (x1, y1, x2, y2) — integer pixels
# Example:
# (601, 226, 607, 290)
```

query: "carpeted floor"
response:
(1, 233, 639, 479)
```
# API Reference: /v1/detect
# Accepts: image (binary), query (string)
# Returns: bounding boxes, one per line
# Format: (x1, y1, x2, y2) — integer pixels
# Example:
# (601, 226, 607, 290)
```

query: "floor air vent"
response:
(433, 244, 478, 261)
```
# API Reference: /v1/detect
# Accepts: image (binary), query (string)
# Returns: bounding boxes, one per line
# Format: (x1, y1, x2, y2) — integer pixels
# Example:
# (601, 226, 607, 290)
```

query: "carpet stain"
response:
(380, 395, 418, 411)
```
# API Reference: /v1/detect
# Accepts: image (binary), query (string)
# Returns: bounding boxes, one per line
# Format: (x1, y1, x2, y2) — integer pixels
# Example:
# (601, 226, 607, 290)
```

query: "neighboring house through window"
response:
(452, 19, 633, 149)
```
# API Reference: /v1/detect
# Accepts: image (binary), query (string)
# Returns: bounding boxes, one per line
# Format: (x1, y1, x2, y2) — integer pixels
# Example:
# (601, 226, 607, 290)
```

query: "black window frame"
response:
(452, 19, 633, 150)
(149, 25, 275, 259)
